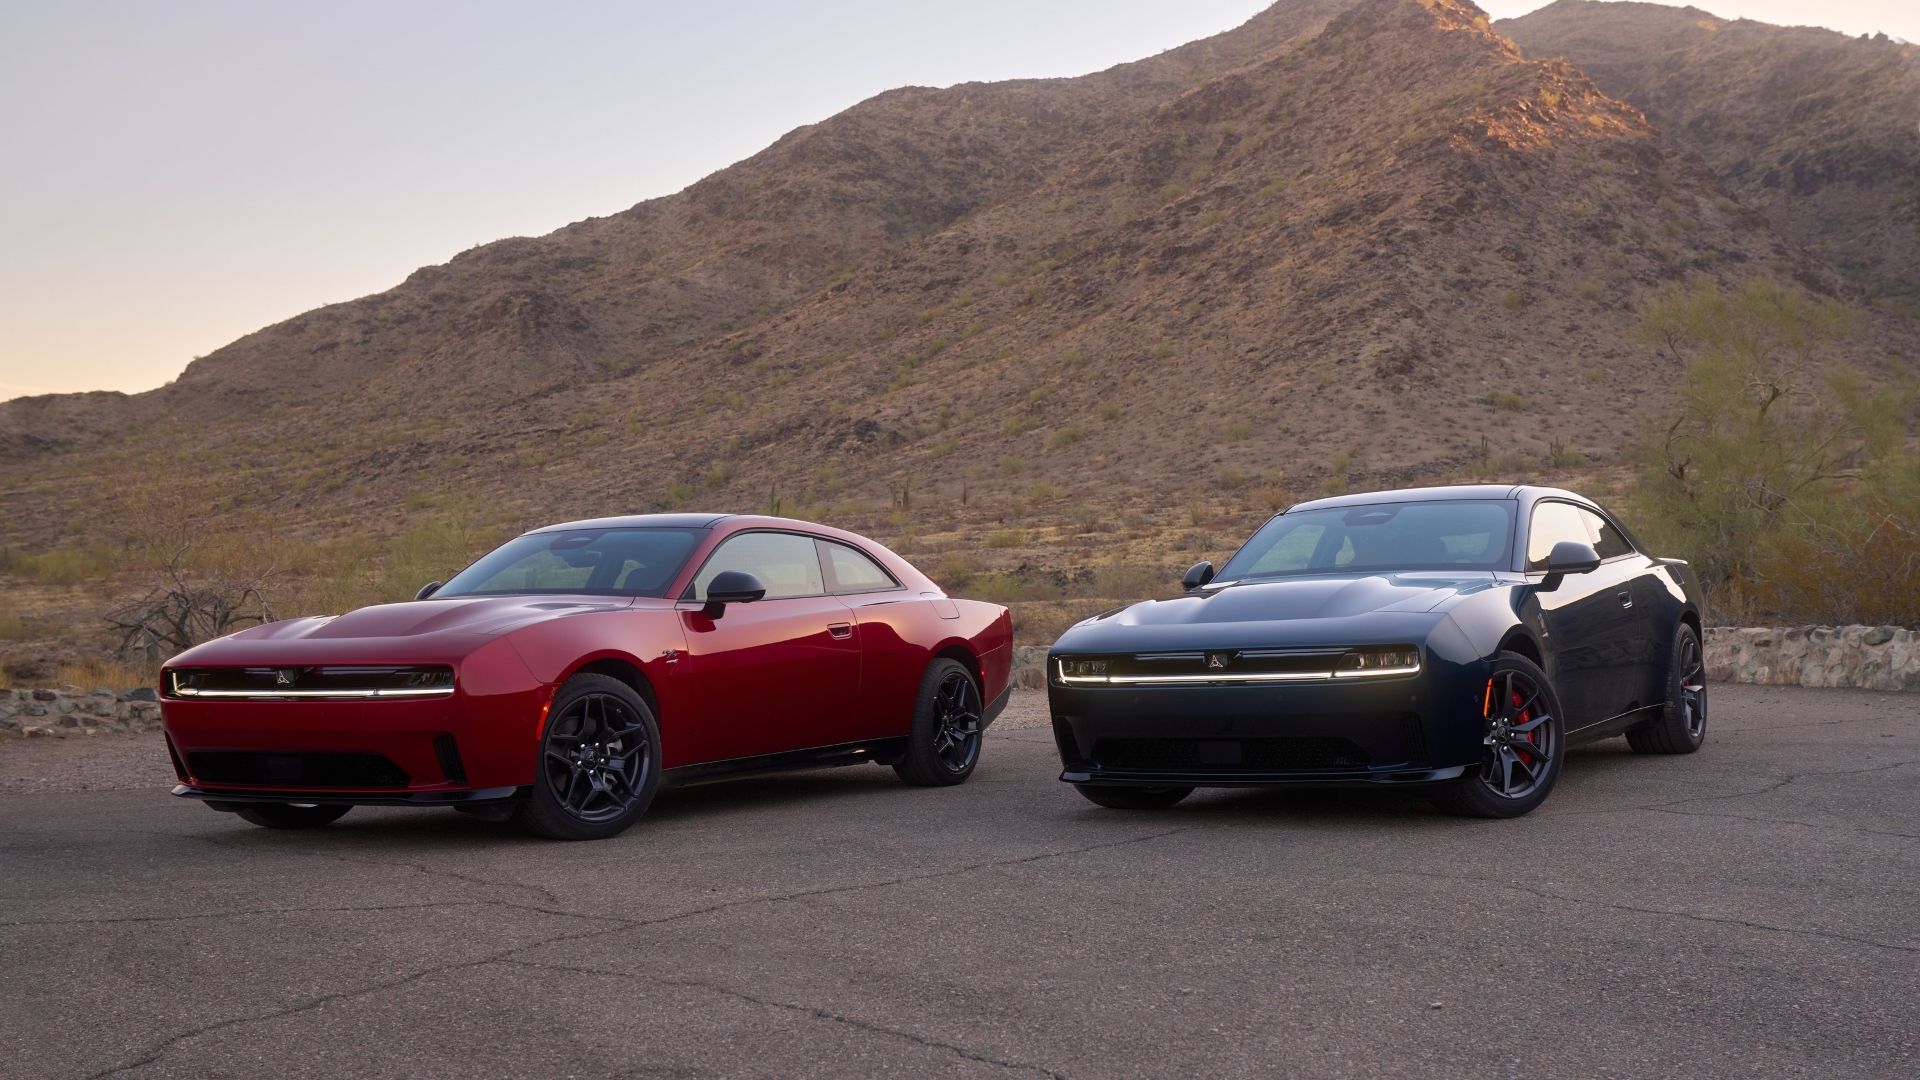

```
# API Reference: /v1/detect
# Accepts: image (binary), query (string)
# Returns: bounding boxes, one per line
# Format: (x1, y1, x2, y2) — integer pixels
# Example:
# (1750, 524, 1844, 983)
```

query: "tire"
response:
(893, 659, 984, 787)
(1434, 651, 1565, 819)
(233, 803, 352, 829)
(1073, 784, 1193, 810)
(1627, 622, 1708, 755)
(514, 673, 662, 841)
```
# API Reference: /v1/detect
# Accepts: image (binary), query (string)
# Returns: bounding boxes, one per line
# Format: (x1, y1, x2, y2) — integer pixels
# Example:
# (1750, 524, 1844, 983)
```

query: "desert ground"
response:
(3, 684, 1914, 1079)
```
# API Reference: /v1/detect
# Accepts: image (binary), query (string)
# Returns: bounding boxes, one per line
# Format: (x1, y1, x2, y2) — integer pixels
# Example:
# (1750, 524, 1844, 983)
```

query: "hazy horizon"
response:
(3, 0, 1914, 403)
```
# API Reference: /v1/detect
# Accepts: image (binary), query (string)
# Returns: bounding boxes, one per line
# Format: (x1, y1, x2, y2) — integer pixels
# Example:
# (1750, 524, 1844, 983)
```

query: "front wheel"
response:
(232, 803, 352, 829)
(894, 659, 983, 786)
(514, 673, 662, 840)
(1434, 652, 1565, 819)
(1073, 784, 1193, 810)
(1627, 623, 1707, 755)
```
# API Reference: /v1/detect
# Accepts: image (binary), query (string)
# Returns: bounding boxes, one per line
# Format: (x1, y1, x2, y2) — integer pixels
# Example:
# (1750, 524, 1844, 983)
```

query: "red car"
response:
(159, 514, 1013, 839)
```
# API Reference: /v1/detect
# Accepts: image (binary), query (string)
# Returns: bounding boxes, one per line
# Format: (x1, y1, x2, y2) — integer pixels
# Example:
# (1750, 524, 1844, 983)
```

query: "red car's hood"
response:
(250, 595, 637, 641)
(169, 595, 662, 667)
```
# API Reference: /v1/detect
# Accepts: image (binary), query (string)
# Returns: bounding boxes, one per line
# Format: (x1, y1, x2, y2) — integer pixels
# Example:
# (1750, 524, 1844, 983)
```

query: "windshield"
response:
(1217, 500, 1515, 580)
(435, 528, 703, 598)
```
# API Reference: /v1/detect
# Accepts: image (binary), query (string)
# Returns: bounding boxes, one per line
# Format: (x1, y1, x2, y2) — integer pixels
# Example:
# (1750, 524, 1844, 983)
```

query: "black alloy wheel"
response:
(1435, 651, 1565, 818)
(515, 673, 662, 840)
(1628, 623, 1709, 755)
(895, 659, 984, 786)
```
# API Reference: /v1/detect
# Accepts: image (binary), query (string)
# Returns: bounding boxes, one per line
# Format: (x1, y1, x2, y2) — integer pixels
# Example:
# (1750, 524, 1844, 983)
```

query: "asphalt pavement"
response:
(1, 685, 1915, 1079)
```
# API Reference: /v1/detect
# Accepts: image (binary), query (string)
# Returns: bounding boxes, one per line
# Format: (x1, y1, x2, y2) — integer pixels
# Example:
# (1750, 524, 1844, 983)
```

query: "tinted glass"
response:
(1219, 501, 1515, 579)
(437, 528, 701, 598)
(1586, 508, 1634, 560)
(691, 532, 825, 601)
(822, 540, 897, 593)
(1527, 503, 1590, 569)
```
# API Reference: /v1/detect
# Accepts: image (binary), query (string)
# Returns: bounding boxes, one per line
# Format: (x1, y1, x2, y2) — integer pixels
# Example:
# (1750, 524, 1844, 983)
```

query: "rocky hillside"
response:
(1, 0, 1913, 678)
(1502, 0, 1920, 308)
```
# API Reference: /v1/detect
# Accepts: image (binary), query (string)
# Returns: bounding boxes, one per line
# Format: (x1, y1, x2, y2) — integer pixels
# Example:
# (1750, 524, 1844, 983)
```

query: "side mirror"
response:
(1539, 541, 1601, 591)
(702, 570, 767, 618)
(1182, 561, 1216, 591)
(415, 581, 442, 600)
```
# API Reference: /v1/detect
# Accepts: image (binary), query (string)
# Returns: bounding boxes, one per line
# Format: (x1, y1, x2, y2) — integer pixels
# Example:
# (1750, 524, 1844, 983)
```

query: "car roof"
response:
(529, 513, 733, 533)
(1288, 484, 1589, 512)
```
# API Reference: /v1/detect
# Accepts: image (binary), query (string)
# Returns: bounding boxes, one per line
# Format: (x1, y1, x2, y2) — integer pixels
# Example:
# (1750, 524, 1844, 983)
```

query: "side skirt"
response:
(1566, 703, 1661, 746)
(663, 737, 911, 787)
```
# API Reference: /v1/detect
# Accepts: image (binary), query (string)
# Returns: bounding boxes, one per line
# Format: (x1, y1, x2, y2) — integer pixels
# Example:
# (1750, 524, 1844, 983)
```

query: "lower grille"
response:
(432, 733, 469, 786)
(1094, 737, 1371, 771)
(186, 751, 411, 789)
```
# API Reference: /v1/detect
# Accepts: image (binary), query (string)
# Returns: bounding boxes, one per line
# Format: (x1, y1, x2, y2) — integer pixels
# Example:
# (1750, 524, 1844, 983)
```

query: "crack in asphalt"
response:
(1642, 803, 1920, 841)
(1551, 760, 1915, 824)
(78, 827, 1181, 1078)
(0, 899, 498, 930)
(1400, 871, 1919, 956)
(502, 957, 1065, 1078)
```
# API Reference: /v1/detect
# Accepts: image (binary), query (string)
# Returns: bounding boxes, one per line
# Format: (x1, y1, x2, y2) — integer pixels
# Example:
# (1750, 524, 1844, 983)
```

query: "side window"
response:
(690, 533, 825, 601)
(1581, 508, 1635, 560)
(821, 540, 898, 594)
(1527, 502, 1593, 570)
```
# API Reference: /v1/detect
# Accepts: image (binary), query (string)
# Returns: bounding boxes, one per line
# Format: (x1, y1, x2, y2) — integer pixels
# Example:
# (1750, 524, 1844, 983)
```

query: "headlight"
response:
(1334, 647, 1422, 678)
(1056, 658, 1110, 683)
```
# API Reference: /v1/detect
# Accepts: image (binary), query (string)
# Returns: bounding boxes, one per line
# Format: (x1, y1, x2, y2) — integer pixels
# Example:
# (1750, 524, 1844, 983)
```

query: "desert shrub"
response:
(1628, 278, 1918, 624)
(986, 529, 1027, 549)
(1486, 389, 1529, 411)
(0, 613, 29, 640)
(1047, 426, 1085, 449)
(1090, 562, 1163, 600)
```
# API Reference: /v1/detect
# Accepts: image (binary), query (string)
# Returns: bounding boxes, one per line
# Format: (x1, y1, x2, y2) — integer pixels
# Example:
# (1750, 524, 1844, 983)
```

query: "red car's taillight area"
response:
(162, 665, 455, 700)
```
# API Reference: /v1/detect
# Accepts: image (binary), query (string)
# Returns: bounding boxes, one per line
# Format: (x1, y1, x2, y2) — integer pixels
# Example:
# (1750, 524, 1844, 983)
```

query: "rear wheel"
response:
(1435, 652, 1564, 819)
(514, 673, 661, 840)
(894, 659, 983, 787)
(1073, 784, 1193, 810)
(1627, 623, 1708, 755)
(232, 803, 351, 829)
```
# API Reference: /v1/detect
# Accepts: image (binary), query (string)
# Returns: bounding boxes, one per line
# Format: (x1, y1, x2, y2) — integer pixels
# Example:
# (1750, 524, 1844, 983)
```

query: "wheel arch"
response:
(1497, 629, 1544, 668)
(560, 653, 660, 714)
(932, 642, 982, 689)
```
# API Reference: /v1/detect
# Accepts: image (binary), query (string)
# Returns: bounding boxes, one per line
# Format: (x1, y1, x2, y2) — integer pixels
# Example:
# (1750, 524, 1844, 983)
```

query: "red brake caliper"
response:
(1512, 689, 1534, 766)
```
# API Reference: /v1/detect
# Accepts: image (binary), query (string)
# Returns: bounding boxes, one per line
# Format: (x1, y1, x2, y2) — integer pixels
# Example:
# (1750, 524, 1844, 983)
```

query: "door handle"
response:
(1616, 591, 1634, 610)
(827, 622, 853, 640)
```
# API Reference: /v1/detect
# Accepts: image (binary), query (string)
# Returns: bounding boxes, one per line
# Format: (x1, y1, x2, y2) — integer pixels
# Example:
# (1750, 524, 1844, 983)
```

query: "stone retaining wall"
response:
(3, 688, 164, 738)
(1703, 626, 1919, 692)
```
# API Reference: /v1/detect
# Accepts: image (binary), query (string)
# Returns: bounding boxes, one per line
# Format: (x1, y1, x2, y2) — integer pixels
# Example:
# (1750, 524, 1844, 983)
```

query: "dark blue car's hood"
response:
(1053, 572, 1504, 653)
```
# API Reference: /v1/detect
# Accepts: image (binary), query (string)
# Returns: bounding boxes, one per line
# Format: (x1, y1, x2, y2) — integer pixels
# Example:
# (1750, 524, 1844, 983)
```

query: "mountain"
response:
(1, 0, 1910, 676)
(1501, 0, 1920, 309)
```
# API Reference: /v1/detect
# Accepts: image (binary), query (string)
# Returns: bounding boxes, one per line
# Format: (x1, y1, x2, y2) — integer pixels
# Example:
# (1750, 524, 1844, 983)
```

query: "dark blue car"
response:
(1046, 485, 1708, 817)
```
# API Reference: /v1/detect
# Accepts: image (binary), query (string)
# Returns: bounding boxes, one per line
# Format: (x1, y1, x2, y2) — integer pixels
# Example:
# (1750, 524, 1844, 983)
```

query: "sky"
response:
(2, 0, 1913, 402)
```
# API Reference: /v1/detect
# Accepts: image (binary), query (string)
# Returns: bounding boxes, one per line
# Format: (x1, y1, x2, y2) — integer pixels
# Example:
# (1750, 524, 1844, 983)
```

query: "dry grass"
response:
(53, 658, 153, 692)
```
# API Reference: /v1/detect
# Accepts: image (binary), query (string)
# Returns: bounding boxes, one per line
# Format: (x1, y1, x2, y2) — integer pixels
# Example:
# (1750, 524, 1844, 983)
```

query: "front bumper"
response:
(1047, 662, 1487, 788)
(160, 681, 549, 804)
